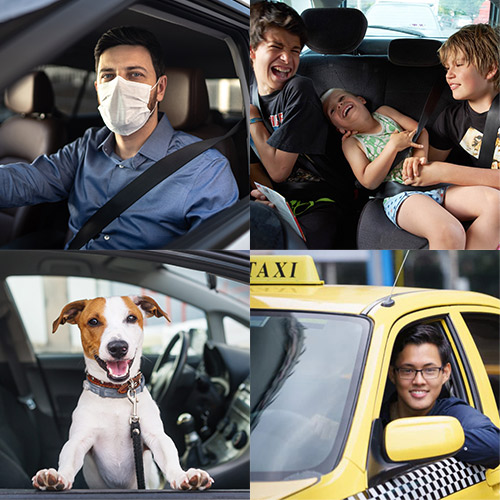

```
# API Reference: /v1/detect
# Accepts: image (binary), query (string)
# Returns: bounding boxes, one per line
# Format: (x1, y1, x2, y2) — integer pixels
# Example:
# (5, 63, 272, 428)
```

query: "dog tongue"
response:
(107, 360, 129, 377)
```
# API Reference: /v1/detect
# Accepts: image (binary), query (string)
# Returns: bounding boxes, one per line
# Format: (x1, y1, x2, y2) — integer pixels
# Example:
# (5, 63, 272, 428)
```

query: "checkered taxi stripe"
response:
(346, 457, 486, 500)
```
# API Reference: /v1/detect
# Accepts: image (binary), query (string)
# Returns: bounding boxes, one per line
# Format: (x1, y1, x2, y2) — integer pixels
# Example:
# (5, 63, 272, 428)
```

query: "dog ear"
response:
(52, 300, 88, 333)
(133, 296, 171, 322)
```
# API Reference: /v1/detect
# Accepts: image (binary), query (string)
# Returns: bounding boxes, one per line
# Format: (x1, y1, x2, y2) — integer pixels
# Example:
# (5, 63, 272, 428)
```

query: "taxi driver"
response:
(383, 323, 500, 469)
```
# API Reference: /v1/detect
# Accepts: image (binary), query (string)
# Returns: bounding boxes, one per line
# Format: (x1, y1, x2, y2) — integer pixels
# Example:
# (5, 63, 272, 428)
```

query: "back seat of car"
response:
(0, 381, 88, 489)
(298, 8, 455, 248)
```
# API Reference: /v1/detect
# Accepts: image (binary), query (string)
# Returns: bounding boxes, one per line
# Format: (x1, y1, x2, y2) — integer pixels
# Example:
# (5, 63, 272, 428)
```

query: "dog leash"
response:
(127, 381, 146, 490)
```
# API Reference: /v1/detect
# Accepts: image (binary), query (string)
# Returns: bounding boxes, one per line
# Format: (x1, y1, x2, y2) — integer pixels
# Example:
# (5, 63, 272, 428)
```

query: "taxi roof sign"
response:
(250, 255, 324, 285)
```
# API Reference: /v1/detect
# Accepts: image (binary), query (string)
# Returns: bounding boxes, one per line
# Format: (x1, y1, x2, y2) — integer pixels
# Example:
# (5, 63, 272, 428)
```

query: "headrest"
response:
(4, 71, 54, 115)
(159, 67, 209, 130)
(388, 39, 442, 67)
(302, 8, 367, 54)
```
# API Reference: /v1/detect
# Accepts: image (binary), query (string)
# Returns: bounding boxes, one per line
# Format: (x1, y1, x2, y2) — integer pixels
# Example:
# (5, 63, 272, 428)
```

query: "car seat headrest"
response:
(4, 71, 54, 115)
(388, 38, 442, 67)
(159, 67, 209, 130)
(301, 8, 367, 54)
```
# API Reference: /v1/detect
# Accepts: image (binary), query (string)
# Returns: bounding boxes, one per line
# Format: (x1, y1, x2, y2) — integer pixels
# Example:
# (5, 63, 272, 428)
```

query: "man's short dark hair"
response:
(250, 1, 307, 50)
(94, 26, 166, 79)
(391, 324, 452, 367)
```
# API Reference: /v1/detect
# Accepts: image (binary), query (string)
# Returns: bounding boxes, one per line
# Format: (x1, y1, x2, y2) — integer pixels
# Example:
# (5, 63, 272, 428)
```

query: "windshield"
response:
(282, 0, 493, 39)
(250, 311, 371, 481)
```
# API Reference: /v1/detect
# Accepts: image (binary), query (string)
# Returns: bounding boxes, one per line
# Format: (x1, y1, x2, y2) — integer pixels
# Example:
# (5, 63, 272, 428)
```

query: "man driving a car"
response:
(382, 323, 500, 469)
(0, 26, 238, 249)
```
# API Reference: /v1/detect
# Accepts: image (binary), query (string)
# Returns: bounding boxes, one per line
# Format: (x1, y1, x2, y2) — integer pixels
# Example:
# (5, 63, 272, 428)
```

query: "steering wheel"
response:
(149, 331, 189, 408)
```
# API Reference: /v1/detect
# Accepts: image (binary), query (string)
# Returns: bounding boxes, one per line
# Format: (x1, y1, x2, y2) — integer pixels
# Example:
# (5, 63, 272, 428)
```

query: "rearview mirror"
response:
(385, 416, 464, 462)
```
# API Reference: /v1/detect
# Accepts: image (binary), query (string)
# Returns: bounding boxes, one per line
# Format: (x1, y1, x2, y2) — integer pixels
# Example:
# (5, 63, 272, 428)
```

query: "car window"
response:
(382, 318, 469, 409)
(364, 2, 443, 38)
(164, 264, 249, 306)
(206, 78, 244, 116)
(223, 315, 250, 348)
(282, 0, 493, 39)
(6, 275, 207, 356)
(461, 312, 500, 409)
(250, 311, 370, 481)
(38, 65, 97, 116)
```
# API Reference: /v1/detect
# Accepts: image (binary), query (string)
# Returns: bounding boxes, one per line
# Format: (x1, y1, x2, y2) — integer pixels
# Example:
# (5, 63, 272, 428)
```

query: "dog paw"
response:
(171, 468, 214, 490)
(32, 468, 72, 491)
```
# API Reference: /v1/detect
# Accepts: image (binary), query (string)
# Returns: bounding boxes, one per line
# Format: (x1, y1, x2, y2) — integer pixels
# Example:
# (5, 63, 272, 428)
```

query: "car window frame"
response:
(250, 308, 373, 481)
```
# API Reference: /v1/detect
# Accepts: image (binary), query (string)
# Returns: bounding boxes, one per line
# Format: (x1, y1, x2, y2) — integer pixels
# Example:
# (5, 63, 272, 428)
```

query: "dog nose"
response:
(107, 340, 129, 359)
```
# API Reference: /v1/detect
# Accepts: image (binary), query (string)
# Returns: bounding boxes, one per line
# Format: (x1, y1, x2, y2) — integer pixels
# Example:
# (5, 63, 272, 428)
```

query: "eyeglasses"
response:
(395, 367, 443, 380)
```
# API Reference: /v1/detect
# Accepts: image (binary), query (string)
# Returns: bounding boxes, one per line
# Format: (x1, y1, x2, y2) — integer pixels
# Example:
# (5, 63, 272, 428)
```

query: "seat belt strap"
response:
(68, 120, 243, 250)
(0, 314, 37, 411)
(477, 93, 499, 168)
(250, 82, 274, 164)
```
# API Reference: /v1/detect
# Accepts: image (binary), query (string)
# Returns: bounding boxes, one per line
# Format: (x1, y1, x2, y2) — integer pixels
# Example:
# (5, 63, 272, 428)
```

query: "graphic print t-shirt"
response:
(256, 75, 329, 182)
(429, 100, 500, 169)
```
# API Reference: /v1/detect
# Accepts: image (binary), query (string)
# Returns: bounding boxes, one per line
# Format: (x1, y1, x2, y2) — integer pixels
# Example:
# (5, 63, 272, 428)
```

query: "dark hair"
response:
(94, 26, 166, 79)
(250, 1, 307, 50)
(391, 324, 452, 367)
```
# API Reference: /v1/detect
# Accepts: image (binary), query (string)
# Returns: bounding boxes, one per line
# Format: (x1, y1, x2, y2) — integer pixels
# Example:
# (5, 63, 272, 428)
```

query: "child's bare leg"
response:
(443, 186, 500, 250)
(396, 194, 466, 249)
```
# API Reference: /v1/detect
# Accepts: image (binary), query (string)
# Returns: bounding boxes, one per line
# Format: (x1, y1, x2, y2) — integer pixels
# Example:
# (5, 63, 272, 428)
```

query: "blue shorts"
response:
(383, 188, 447, 228)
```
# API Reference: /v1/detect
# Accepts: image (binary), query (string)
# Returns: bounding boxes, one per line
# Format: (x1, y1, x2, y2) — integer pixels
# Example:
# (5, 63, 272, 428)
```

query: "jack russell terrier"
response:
(32, 295, 214, 491)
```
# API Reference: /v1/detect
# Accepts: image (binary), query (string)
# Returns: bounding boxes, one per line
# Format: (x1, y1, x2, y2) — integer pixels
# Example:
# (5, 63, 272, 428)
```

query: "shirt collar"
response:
(98, 113, 175, 163)
(139, 112, 175, 161)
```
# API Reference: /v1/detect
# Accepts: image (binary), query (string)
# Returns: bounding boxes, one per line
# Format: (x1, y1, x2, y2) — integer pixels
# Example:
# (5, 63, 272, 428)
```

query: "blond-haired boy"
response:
(405, 24, 499, 189)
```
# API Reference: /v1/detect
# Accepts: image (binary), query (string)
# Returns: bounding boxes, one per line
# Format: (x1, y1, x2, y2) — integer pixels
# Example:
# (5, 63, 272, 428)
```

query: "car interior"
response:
(0, 250, 250, 494)
(250, 0, 498, 250)
(299, 7, 455, 249)
(0, 0, 250, 250)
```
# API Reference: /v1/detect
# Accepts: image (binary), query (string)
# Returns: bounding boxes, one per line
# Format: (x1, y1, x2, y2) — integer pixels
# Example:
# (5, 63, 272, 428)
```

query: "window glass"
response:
(281, 0, 491, 40)
(38, 65, 97, 116)
(206, 78, 243, 116)
(461, 312, 500, 409)
(0, 102, 14, 123)
(223, 316, 250, 348)
(352, 0, 491, 39)
(163, 263, 249, 306)
(6, 276, 207, 355)
(251, 311, 370, 481)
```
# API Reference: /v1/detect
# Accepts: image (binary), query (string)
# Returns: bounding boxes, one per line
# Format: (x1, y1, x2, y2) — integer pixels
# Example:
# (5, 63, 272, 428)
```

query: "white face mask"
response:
(97, 76, 159, 136)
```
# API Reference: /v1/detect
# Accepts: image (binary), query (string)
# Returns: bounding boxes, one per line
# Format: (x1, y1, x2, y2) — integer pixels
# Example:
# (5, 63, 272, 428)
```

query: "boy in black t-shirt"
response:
(249, 1, 345, 249)
(404, 24, 499, 190)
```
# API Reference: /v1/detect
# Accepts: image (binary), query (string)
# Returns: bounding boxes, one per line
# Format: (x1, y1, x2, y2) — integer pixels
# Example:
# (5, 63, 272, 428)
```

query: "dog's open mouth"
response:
(94, 355, 134, 382)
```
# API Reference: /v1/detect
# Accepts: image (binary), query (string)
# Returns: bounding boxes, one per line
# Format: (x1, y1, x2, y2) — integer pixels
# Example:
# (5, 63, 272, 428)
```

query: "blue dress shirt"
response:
(382, 396, 500, 468)
(0, 114, 239, 249)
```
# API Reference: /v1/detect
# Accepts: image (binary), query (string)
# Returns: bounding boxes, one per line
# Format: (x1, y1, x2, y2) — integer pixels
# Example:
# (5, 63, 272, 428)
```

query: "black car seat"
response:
(298, 10, 456, 249)
(250, 202, 307, 249)
(0, 71, 68, 246)
(0, 384, 41, 487)
(0, 381, 89, 489)
(357, 39, 452, 249)
(159, 67, 247, 198)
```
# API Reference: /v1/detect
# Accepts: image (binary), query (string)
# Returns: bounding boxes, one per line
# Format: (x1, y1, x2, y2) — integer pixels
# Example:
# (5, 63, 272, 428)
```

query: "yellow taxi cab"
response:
(250, 255, 500, 500)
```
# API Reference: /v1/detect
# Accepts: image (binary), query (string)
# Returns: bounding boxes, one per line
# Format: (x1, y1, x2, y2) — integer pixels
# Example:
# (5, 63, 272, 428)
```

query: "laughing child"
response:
(321, 88, 500, 249)
(407, 24, 499, 190)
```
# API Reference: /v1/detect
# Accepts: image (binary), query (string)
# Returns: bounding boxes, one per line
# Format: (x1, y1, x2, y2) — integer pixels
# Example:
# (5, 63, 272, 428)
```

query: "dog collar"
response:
(84, 372, 145, 399)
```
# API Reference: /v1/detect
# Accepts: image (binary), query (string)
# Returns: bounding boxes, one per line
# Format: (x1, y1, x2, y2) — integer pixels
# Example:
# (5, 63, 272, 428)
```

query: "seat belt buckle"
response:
(18, 394, 37, 411)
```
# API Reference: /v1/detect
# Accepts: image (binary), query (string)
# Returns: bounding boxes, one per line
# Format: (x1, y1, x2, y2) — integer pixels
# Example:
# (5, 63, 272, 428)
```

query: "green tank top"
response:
(353, 112, 407, 184)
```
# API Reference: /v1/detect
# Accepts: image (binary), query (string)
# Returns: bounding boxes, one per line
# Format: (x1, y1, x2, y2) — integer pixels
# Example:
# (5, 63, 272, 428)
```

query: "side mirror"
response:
(385, 416, 464, 462)
(486, 465, 500, 493)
